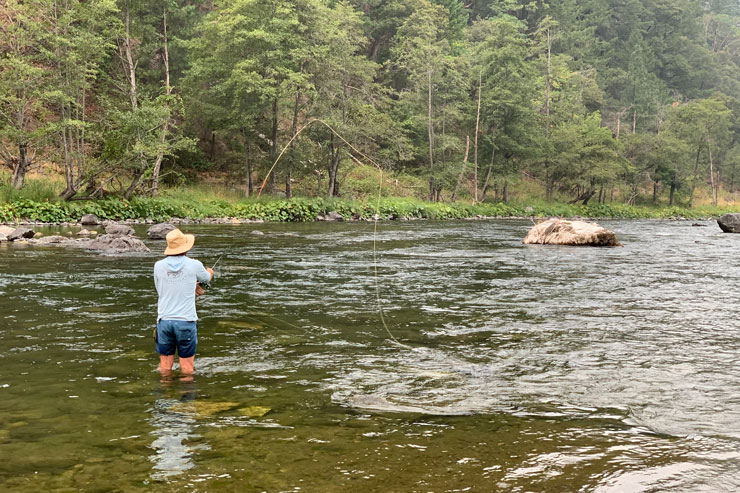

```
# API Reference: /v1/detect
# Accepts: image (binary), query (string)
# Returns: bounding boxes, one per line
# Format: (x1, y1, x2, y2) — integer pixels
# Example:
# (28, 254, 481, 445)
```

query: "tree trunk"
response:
(502, 180, 508, 202)
(544, 26, 551, 135)
(151, 7, 172, 198)
(327, 131, 343, 197)
(11, 142, 28, 190)
(653, 180, 659, 204)
(632, 109, 637, 134)
(123, 4, 138, 110)
(286, 91, 300, 199)
(480, 145, 495, 200)
(669, 180, 676, 206)
(244, 139, 252, 197)
(124, 169, 144, 200)
(689, 146, 702, 208)
(709, 144, 717, 206)
(473, 70, 481, 202)
(269, 98, 279, 194)
(427, 68, 435, 201)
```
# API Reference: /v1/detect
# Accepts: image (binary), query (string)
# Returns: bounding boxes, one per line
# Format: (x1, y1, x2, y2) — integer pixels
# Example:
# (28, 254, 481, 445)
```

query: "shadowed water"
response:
(1, 219, 739, 491)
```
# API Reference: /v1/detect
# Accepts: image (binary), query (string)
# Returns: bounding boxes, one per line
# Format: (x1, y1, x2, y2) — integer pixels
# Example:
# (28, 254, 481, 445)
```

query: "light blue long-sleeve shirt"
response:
(154, 255, 211, 322)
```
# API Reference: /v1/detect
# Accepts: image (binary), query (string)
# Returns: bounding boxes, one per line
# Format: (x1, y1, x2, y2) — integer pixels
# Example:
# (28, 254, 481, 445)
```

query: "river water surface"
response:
(1, 219, 740, 491)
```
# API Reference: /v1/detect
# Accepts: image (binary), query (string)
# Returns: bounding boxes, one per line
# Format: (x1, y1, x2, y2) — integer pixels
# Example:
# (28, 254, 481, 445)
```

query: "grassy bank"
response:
(0, 195, 736, 224)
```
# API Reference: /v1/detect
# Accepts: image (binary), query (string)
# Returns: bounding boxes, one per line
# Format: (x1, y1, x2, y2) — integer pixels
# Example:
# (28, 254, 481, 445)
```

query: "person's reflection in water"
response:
(148, 374, 204, 480)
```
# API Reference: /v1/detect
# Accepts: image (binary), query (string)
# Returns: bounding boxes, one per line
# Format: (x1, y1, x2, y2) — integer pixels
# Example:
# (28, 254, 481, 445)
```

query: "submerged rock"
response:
(523, 218, 621, 246)
(80, 214, 101, 225)
(33, 235, 76, 246)
(170, 401, 240, 417)
(717, 213, 740, 233)
(147, 223, 175, 239)
(238, 406, 270, 418)
(104, 223, 135, 236)
(87, 234, 149, 253)
(8, 227, 35, 241)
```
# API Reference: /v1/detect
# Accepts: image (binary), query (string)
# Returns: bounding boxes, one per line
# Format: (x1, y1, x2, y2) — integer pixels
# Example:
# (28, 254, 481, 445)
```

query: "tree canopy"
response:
(2, 0, 740, 206)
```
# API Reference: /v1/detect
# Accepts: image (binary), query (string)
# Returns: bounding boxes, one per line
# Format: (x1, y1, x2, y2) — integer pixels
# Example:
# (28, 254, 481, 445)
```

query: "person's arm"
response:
(195, 260, 213, 283)
(195, 261, 213, 297)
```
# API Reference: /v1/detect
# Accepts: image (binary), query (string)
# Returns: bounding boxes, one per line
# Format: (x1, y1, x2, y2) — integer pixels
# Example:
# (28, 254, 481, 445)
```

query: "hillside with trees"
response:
(3, 0, 740, 207)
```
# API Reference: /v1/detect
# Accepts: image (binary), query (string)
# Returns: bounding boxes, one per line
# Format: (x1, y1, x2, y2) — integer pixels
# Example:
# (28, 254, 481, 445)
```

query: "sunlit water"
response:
(1, 219, 740, 491)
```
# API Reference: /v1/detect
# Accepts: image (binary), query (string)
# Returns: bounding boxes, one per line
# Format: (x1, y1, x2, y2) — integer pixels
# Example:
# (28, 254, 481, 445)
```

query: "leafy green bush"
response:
(0, 195, 734, 223)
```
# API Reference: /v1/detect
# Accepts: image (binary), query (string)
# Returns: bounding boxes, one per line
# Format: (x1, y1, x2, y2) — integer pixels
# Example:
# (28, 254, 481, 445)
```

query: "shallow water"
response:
(1, 219, 740, 491)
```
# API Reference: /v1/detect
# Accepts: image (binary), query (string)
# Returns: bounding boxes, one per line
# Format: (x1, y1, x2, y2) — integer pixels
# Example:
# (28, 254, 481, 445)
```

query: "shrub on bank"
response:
(0, 196, 736, 223)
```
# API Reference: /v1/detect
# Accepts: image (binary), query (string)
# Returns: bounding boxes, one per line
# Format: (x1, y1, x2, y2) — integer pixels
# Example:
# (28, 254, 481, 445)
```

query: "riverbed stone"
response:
(324, 211, 344, 222)
(0, 234, 6, 242)
(87, 234, 149, 253)
(80, 214, 101, 225)
(147, 223, 175, 240)
(77, 228, 93, 236)
(523, 218, 621, 246)
(0, 225, 15, 236)
(104, 223, 135, 236)
(34, 235, 75, 245)
(8, 227, 35, 241)
(717, 213, 740, 233)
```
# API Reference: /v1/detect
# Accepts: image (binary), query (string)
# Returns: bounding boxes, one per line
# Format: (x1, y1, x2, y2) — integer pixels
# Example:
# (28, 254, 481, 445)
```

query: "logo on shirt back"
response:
(166, 270, 184, 280)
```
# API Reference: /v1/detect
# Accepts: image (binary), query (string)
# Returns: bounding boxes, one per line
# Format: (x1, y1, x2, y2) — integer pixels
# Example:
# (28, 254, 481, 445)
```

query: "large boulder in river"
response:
(104, 223, 135, 236)
(523, 218, 621, 246)
(147, 223, 175, 239)
(8, 227, 35, 241)
(87, 234, 149, 253)
(80, 214, 101, 225)
(717, 213, 740, 233)
(0, 225, 15, 236)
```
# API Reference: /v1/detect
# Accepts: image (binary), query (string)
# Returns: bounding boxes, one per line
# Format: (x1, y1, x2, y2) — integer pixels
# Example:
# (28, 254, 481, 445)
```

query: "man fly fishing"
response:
(154, 229, 214, 375)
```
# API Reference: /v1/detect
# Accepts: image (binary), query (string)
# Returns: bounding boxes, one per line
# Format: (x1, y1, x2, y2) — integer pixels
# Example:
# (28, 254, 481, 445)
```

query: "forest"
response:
(3, 0, 740, 207)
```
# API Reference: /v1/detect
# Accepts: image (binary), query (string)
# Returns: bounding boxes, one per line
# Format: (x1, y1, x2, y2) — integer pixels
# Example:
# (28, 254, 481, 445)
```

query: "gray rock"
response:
(250, 230, 265, 236)
(104, 223, 135, 236)
(717, 213, 740, 233)
(147, 223, 175, 240)
(77, 228, 93, 236)
(8, 227, 35, 241)
(0, 234, 7, 242)
(80, 214, 101, 225)
(0, 225, 15, 236)
(87, 234, 150, 253)
(325, 211, 344, 222)
(34, 235, 74, 245)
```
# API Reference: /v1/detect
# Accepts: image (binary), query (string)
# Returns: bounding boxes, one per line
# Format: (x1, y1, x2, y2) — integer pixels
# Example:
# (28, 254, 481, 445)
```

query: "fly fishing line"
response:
(256, 118, 409, 347)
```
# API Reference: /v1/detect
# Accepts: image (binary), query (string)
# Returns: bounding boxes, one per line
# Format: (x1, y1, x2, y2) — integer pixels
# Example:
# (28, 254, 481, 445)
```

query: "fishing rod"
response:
(199, 252, 227, 292)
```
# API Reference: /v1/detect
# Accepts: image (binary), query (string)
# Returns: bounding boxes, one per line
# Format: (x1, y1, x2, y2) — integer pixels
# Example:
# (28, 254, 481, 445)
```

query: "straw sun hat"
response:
(164, 229, 195, 255)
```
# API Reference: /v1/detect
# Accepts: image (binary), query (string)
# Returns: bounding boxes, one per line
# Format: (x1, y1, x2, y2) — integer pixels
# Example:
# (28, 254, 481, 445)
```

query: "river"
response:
(1, 219, 739, 491)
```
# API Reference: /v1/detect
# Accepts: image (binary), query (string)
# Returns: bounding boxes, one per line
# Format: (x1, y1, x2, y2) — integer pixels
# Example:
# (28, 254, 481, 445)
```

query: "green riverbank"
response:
(0, 196, 736, 224)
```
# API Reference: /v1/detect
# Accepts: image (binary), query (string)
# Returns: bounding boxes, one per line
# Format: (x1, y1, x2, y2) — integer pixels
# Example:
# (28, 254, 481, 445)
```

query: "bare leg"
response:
(179, 356, 195, 374)
(159, 354, 175, 374)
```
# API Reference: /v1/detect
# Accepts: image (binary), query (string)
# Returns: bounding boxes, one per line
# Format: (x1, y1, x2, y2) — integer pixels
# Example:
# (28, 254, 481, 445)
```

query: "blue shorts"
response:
(156, 319, 198, 358)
